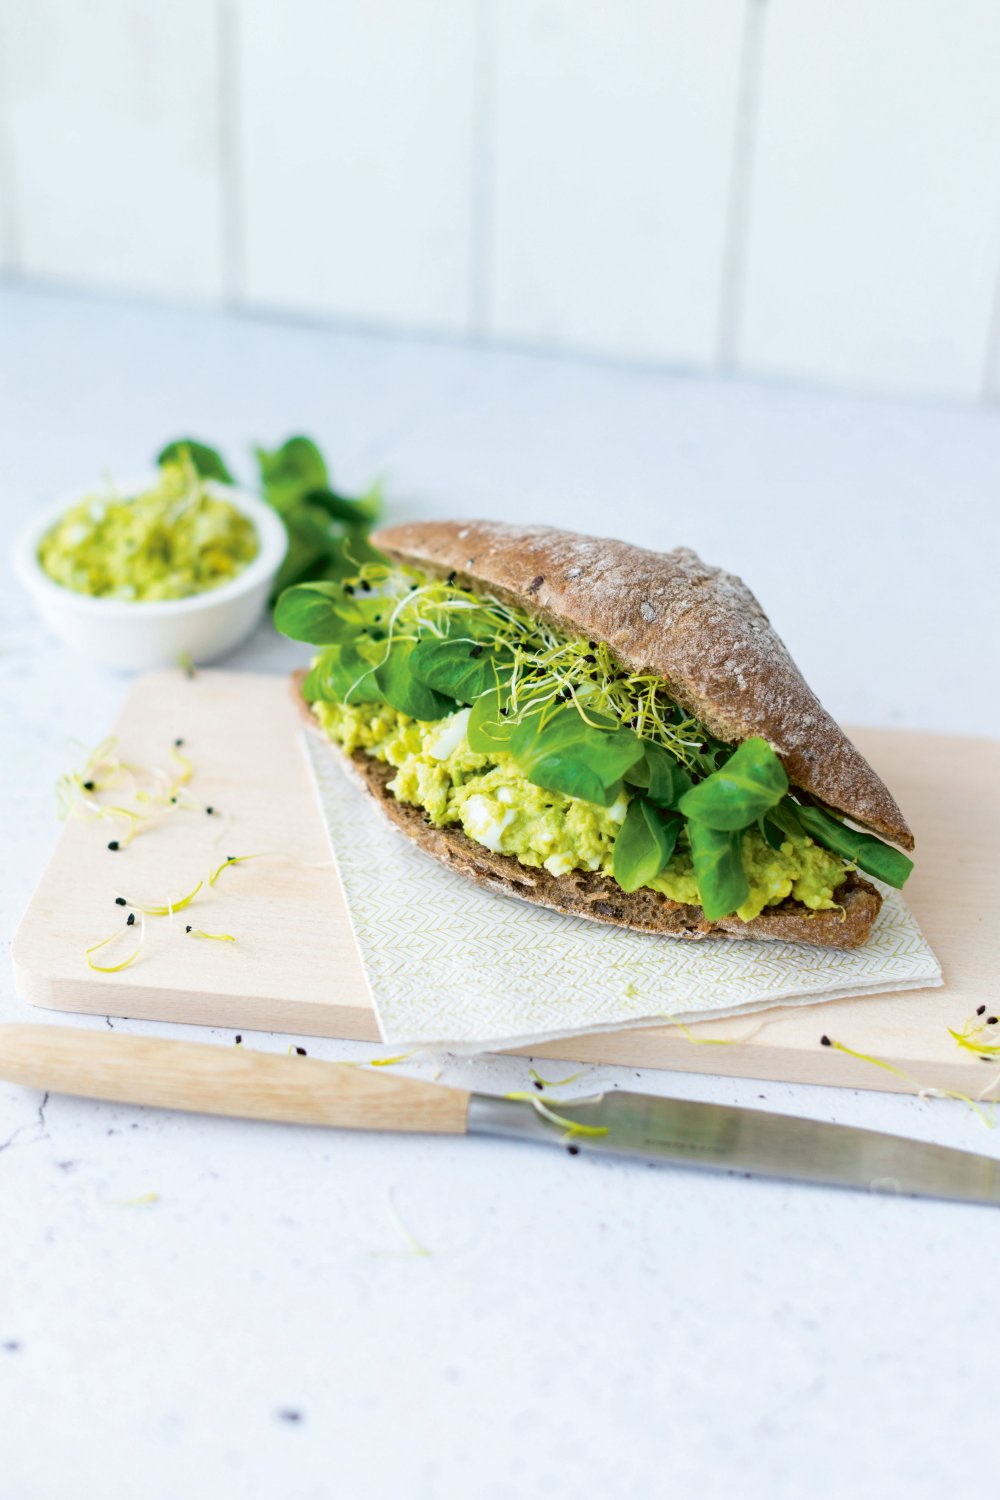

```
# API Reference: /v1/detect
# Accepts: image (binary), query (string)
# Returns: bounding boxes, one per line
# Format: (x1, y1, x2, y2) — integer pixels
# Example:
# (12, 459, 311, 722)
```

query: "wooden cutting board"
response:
(12, 670, 1000, 1098)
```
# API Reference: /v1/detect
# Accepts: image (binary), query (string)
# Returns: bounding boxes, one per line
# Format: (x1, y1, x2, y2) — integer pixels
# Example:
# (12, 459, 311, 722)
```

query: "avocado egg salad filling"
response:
(277, 565, 913, 924)
(38, 457, 258, 601)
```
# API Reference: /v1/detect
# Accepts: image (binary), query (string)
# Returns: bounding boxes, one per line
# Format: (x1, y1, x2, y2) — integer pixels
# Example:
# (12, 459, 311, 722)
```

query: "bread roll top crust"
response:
(372, 519, 914, 850)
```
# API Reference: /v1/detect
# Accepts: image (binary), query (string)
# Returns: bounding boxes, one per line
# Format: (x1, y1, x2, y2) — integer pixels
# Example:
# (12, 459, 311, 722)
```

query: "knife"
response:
(1, 1024, 996, 1206)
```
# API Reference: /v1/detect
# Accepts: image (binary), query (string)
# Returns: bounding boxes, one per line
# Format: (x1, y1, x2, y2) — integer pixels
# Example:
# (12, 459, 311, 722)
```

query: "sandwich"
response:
(278, 521, 914, 949)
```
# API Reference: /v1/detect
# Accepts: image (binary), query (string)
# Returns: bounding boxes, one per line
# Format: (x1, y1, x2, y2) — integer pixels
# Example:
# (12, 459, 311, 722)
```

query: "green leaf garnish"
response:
(156, 439, 234, 485)
(793, 804, 914, 889)
(768, 797, 805, 841)
(612, 798, 679, 893)
(303, 482, 382, 526)
(510, 708, 644, 808)
(467, 686, 516, 754)
(687, 822, 749, 920)
(625, 740, 692, 808)
(760, 815, 785, 852)
(270, 505, 341, 598)
(375, 641, 456, 721)
(302, 642, 383, 705)
(255, 435, 328, 514)
(273, 582, 359, 643)
(678, 737, 788, 831)
(256, 439, 386, 600)
(409, 638, 515, 705)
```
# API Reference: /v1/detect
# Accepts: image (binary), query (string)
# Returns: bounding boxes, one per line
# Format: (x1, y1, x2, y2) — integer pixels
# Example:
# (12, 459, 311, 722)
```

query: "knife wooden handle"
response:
(0, 1024, 470, 1134)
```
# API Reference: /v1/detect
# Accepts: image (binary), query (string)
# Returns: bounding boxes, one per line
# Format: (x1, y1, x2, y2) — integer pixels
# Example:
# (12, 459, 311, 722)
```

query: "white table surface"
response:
(1, 285, 999, 1500)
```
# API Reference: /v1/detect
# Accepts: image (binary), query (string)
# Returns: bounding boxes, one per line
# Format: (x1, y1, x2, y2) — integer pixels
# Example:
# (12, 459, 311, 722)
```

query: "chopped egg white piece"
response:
(425, 707, 471, 761)
(608, 792, 629, 824)
(461, 794, 516, 853)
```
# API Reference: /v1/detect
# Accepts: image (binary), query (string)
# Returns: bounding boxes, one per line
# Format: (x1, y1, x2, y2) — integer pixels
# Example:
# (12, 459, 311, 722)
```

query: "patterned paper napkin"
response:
(304, 736, 942, 1052)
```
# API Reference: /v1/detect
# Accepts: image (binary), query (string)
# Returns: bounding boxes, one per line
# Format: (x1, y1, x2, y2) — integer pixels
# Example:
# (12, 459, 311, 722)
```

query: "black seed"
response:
(185, 925, 192, 934)
(115, 896, 127, 906)
(469, 645, 483, 658)
(584, 654, 596, 665)
(978, 1005, 987, 1016)
(295, 1046, 307, 1056)
(227, 855, 236, 863)
(589, 641, 596, 650)
(567, 1145, 580, 1156)
(360, 579, 371, 592)
(235, 1035, 242, 1045)
(107, 840, 120, 851)
(373, 615, 381, 623)
(533, 1079, 543, 1091)
(820, 1035, 831, 1047)
(205, 806, 214, 816)
(446, 571, 456, 586)
(82, 780, 95, 791)
(126, 913, 135, 927)
(989, 1017, 998, 1026)
(174, 738, 184, 748)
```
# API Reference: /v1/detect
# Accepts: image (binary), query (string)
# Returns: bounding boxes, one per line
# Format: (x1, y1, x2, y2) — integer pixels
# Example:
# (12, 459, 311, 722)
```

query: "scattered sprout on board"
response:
(820, 1033, 996, 1127)
(58, 736, 200, 846)
(84, 851, 310, 974)
(86, 914, 147, 973)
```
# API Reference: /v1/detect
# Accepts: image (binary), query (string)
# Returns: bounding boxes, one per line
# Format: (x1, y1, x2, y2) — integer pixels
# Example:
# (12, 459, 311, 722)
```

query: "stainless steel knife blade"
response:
(0, 1025, 993, 1206)
(468, 1090, 1000, 1205)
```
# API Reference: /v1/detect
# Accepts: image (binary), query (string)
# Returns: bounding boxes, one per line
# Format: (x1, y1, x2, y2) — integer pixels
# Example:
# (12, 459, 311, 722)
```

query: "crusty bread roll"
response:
(374, 521, 913, 849)
(294, 522, 912, 949)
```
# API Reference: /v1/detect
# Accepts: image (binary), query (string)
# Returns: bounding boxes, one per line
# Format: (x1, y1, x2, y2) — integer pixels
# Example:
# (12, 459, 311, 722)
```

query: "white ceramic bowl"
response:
(15, 472, 288, 672)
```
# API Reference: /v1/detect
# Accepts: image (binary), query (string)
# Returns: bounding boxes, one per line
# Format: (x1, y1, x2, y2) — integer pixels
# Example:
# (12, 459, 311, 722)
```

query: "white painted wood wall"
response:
(2, 0, 1000, 402)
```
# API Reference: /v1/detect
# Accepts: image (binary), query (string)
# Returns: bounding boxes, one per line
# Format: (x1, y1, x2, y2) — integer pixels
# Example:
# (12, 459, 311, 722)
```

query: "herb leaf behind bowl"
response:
(155, 439, 234, 486)
(155, 433, 386, 607)
(254, 436, 328, 513)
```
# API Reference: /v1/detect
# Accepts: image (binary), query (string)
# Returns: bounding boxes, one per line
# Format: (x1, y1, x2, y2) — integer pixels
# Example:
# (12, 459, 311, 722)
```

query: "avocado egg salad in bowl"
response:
(18, 455, 287, 671)
(279, 521, 914, 949)
(37, 456, 259, 601)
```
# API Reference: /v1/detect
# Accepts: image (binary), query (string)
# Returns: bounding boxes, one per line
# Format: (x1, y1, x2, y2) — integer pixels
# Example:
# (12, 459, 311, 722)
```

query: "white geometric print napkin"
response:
(304, 735, 942, 1052)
